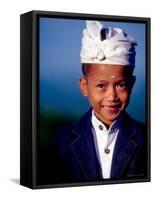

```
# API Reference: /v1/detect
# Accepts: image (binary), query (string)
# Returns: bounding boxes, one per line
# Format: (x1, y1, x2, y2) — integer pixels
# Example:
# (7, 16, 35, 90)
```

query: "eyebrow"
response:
(94, 79, 128, 84)
(94, 80, 108, 84)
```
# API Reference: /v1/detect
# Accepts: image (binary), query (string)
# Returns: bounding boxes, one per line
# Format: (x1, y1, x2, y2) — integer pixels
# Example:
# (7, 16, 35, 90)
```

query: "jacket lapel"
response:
(70, 109, 102, 180)
(110, 113, 138, 178)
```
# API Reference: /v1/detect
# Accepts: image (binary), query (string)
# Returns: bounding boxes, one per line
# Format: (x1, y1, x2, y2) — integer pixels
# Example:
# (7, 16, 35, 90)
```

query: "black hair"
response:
(81, 63, 135, 76)
(81, 64, 86, 76)
(81, 64, 91, 76)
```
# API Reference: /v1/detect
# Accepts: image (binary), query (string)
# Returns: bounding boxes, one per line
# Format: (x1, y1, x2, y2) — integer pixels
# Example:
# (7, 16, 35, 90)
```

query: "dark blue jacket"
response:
(47, 109, 148, 184)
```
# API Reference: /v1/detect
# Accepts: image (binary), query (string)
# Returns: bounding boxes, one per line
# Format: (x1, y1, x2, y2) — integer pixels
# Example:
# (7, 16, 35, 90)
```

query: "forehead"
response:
(85, 64, 132, 79)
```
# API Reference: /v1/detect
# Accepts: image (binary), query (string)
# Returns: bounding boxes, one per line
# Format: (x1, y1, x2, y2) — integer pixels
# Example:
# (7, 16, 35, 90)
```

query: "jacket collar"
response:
(71, 108, 102, 180)
(110, 112, 139, 178)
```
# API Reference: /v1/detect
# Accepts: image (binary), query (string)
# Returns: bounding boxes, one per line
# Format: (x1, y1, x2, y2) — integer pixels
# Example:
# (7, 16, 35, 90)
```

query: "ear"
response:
(129, 76, 136, 92)
(78, 76, 88, 96)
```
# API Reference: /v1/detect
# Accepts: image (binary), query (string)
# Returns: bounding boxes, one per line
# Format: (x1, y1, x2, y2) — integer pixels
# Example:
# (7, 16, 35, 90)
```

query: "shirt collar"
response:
(91, 110, 123, 134)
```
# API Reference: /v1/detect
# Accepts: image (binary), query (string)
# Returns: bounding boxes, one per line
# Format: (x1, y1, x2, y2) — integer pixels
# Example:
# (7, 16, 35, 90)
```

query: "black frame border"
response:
(20, 10, 151, 189)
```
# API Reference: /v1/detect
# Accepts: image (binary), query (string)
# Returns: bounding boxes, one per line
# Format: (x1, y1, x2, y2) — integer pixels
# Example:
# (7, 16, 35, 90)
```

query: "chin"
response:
(101, 112, 121, 122)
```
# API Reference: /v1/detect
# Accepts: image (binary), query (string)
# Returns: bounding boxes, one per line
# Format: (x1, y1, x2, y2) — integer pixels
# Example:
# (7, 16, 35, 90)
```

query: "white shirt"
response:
(91, 110, 122, 179)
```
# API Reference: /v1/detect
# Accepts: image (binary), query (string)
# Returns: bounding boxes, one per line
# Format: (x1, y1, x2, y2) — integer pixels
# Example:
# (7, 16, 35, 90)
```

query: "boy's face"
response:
(79, 64, 135, 126)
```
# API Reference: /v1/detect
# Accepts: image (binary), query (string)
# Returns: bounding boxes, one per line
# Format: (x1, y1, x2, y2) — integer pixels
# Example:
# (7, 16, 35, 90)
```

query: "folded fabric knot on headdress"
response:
(80, 21, 137, 66)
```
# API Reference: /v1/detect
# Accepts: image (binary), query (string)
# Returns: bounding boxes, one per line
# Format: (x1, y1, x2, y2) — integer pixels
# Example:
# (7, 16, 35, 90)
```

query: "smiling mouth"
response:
(103, 104, 121, 108)
(102, 104, 121, 113)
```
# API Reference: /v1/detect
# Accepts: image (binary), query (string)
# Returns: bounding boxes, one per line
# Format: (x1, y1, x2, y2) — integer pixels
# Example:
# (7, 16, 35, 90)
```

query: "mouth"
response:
(102, 104, 121, 113)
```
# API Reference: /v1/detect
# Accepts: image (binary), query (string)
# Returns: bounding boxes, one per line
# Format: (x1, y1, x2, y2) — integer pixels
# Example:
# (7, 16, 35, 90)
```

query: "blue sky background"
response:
(39, 17, 146, 123)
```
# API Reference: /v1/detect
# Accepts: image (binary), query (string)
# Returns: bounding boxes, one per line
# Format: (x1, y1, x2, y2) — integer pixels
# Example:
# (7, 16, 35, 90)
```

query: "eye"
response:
(117, 82, 128, 90)
(96, 83, 107, 89)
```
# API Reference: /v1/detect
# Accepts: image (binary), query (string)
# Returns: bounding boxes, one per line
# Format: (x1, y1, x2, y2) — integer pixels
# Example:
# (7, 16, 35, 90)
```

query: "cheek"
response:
(87, 88, 102, 104)
(118, 91, 130, 104)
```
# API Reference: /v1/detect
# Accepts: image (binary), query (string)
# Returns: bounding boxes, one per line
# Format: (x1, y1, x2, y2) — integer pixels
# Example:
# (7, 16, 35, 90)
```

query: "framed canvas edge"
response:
(20, 10, 151, 189)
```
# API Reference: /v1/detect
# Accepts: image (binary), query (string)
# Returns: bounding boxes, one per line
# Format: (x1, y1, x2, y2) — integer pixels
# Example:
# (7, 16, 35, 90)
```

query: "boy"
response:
(48, 21, 147, 184)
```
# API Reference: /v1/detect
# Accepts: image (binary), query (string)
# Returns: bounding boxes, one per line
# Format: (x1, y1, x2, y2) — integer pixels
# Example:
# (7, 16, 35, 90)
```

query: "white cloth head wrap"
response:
(80, 21, 137, 66)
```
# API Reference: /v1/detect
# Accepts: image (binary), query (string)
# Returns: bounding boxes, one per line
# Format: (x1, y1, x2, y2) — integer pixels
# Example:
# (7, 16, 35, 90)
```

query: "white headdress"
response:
(80, 21, 137, 66)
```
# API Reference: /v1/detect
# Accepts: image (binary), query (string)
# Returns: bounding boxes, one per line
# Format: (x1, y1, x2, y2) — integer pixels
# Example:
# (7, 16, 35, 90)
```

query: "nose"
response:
(105, 86, 118, 102)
